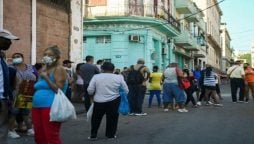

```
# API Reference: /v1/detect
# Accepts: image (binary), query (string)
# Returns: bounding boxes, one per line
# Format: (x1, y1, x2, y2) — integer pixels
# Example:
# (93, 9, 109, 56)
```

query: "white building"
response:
(220, 23, 232, 72)
(192, 0, 222, 70)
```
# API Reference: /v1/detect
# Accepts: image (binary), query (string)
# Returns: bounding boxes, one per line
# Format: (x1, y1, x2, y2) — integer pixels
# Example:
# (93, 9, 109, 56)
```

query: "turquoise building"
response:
(83, 1, 181, 70)
(83, 0, 206, 70)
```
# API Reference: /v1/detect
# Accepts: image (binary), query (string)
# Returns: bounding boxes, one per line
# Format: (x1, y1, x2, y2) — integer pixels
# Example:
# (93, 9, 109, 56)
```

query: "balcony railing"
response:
(84, 4, 180, 31)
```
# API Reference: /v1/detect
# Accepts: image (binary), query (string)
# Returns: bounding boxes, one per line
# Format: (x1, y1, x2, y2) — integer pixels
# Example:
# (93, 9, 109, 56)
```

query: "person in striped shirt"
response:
(203, 65, 223, 107)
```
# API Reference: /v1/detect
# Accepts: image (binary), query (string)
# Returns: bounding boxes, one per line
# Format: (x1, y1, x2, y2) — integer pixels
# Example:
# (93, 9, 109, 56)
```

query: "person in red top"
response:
(244, 63, 254, 102)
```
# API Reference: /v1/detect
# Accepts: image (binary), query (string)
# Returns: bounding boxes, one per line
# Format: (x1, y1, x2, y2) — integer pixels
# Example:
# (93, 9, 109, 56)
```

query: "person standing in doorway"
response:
(79, 56, 100, 111)
(227, 60, 245, 103)
(0, 29, 19, 144)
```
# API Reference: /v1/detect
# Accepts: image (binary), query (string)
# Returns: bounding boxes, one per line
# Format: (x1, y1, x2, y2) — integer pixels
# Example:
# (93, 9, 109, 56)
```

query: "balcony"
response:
(185, 14, 199, 22)
(84, 4, 180, 31)
(175, 0, 193, 14)
(174, 30, 195, 47)
(197, 19, 206, 32)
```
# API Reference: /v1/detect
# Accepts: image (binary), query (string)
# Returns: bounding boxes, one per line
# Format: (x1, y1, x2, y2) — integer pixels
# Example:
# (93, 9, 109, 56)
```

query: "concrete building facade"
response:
(220, 23, 232, 72)
(83, 0, 207, 70)
(83, 0, 181, 69)
(193, 0, 222, 70)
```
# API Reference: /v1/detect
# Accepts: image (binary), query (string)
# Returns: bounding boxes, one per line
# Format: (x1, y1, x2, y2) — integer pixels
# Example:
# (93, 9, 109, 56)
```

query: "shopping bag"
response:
(13, 80, 35, 109)
(50, 89, 77, 122)
(118, 88, 130, 115)
(86, 103, 94, 122)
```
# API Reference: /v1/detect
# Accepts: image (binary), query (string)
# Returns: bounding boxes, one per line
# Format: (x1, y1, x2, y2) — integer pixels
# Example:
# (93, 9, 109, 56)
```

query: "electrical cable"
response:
(84, 0, 226, 33)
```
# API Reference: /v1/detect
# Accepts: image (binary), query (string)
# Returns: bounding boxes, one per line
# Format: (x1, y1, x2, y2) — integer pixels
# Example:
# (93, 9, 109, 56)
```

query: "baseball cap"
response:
(63, 60, 74, 64)
(0, 29, 19, 40)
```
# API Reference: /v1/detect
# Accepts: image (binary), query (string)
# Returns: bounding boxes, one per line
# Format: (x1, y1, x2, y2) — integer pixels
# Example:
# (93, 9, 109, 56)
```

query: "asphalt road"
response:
(8, 84, 254, 144)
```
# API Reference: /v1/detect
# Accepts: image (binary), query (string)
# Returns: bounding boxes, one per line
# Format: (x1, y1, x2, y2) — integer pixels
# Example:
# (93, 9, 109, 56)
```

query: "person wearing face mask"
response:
(0, 29, 19, 144)
(8, 53, 37, 138)
(32, 45, 68, 144)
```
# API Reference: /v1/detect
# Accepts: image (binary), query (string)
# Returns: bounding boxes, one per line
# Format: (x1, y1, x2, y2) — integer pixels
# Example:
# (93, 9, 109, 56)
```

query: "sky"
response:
(220, 0, 254, 52)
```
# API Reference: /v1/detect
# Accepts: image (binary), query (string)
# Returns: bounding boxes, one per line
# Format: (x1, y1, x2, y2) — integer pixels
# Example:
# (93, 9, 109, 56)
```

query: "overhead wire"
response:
(84, 0, 226, 33)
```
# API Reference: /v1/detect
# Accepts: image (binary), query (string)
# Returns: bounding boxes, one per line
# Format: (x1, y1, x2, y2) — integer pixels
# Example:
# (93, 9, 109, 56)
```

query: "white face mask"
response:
(12, 57, 23, 64)
(42, 56, 56, 65)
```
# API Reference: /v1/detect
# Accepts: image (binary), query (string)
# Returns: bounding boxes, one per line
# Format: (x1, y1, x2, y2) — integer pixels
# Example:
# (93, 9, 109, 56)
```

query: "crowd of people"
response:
(0, 28, 252, 144)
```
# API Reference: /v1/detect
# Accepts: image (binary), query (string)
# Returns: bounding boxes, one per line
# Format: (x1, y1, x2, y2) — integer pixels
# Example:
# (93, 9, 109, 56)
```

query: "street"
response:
(9, 84, 254, 144)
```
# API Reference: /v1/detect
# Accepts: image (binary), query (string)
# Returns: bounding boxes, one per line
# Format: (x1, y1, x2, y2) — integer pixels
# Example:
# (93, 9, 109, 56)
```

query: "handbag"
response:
(86, 103, 94, 122)
(175, 68, 191, 90)
(13, 80, 35, 109)
(118, 87, 130, 115)
(50, 89, 77, 122)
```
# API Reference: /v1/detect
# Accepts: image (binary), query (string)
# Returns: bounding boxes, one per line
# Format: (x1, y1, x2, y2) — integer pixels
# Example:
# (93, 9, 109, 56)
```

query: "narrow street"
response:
(9, 84, 254, 144)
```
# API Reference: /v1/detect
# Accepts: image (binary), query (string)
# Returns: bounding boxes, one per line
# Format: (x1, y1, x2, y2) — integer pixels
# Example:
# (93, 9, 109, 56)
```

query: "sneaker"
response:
(8, 130, 20, 139)
(214, 104, 223, 107)
(135, 113, 147, 116)
(164, 108, 169, 112)
(238, 101, 244, 103)
(177, 108, 188, 113)
(205, 102, 212, 106)
(208, 101, 213, 105)
(27, 128, 34, 136)
(192, 105, 198, 108)
(197, 101, 202, 106)
(87, 136, 98, 141)
(128, 113, 135, 116)
(107, 135, 117, 140)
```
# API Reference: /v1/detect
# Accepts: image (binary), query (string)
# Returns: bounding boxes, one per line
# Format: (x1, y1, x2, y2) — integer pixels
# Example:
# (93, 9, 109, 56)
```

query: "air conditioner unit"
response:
(129, 35, 140, 42)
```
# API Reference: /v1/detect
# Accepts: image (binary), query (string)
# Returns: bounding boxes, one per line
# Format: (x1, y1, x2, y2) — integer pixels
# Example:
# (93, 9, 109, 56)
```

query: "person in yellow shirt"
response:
(148, 66, 163, 108)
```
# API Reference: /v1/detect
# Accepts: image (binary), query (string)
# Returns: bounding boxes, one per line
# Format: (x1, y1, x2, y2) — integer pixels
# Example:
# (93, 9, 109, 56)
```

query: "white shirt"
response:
(227, 65, 245, 78)
(87, 73, 129, 103)
(0, 59, 4, 99)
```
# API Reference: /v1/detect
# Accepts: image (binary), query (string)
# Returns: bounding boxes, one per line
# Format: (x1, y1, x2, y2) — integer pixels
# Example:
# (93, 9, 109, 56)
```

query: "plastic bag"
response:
(86, 103, 94, 122)
(50, 89, 77, 122)
(118, 88, 130, 115)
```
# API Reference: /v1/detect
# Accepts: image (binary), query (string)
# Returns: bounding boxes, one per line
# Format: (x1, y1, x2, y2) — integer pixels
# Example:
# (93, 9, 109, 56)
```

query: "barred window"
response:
(96, 36, 111, 43)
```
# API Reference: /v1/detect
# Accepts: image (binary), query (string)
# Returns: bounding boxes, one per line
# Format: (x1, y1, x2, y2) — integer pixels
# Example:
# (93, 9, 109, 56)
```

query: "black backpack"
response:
(127, 66, 145, 85)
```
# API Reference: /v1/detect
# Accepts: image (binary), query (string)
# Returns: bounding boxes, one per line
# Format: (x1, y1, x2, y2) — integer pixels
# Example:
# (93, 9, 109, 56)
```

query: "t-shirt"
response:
(149, 72, 163, 90)
(87, 73, 129, 103)
(227, 65, 245, 78)
(79, 63, 100, 85)
(245, 67, 254, 83)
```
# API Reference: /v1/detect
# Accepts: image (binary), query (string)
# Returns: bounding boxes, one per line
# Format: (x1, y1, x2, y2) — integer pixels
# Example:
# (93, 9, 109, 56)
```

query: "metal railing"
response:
(84, 4, 180, 31)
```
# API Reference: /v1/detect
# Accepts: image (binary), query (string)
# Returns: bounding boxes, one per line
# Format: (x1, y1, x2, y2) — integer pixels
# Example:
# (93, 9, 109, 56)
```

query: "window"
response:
(83, 36, 87, 43)
(96, 36, 111, 43)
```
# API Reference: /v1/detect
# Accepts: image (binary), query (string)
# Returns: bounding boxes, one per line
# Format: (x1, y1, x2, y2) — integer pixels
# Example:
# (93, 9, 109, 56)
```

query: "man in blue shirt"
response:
(0, 29, 19, 144)
(192, 65, 202, 100)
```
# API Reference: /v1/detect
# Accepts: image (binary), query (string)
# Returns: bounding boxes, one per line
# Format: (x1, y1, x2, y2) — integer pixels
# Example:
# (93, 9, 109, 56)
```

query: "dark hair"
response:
(34, 63, 43, 71)
(205, 66, 213, 76)
(76, 63, 84, 71)
(101, 62, 115, 72)
(45, 45, 61, 60)
(153, 65, 159, 72)
(12, 52, 24, 58)
(96, 59, 103, 64)
(183, 69, 190, 76)
(85, 55, 94, 62)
